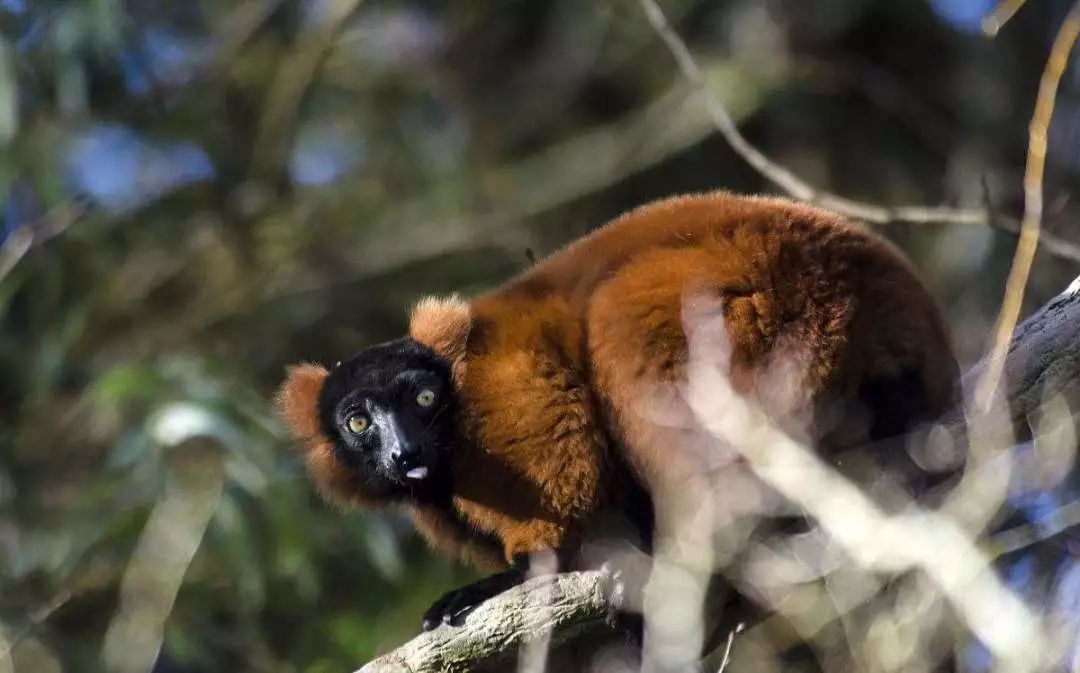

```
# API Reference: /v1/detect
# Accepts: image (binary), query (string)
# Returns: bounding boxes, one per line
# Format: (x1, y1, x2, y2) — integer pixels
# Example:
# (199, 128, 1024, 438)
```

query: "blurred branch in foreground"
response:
(101, 437, 226, 673)
(351, 275, 1080, 672)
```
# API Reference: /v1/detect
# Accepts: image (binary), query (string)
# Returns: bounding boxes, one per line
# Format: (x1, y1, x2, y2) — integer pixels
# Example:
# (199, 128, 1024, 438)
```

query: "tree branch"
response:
(356, 571, 611, 673)
(636, 0, 1080, 264)
(0, 199, 87, 285)
(964, 274, 1080, 420)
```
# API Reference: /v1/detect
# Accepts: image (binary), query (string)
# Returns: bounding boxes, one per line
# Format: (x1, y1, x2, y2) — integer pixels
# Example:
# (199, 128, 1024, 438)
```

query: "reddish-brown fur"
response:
(279, 192, 960, 569)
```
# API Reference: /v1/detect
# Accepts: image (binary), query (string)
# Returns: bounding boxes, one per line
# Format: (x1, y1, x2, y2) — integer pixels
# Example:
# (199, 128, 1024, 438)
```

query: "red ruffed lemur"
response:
(277, 192, 961, 632)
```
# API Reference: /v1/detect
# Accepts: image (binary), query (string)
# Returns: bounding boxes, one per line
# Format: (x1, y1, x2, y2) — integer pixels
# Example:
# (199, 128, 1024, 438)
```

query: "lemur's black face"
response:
(319, 337, 456, 502)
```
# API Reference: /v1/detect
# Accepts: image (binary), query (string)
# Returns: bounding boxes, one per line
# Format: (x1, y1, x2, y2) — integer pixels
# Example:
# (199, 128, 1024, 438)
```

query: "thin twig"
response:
(994, 211, 1080, 263)
(973, 0, 1080, 413)
(988, 498, 1080, 558)
(636, 0, 987, 226)
(0, 200, 87, 285)
(636, 0, 810, 203)
(983, 0, 1030, 36)
(715, 624, 742, 673)
(634, 0, 1080, 264)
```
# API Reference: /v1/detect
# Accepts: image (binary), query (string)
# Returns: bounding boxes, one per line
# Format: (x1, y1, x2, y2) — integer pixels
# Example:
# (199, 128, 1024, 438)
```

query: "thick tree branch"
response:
(964, 275, 1080, 420)
(356, 571, 611, 673)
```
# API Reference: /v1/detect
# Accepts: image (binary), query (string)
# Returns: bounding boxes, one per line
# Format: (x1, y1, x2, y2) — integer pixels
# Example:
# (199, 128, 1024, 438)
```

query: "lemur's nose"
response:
(391, 444, 428, 479)
(390, 445, 418, 469)
(380, 411, 429, 479)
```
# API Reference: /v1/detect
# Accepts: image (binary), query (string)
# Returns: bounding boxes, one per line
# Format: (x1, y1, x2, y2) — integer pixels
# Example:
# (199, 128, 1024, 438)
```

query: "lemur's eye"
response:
(416, 388, 436, 407)
(346, 414, 371, 434)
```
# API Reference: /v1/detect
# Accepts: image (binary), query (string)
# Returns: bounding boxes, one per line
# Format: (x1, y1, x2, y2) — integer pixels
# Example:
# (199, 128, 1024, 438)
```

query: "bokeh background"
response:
(2, 0, 1080, 671)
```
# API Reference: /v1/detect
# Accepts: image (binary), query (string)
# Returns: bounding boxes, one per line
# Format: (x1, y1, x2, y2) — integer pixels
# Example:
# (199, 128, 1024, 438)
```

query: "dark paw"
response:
(420, 569, 526, 631)
(421, 586, 483, 630)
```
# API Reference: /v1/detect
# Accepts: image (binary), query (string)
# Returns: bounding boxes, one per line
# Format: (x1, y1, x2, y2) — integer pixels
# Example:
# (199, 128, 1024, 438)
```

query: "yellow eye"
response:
(416, 389, 436, 407)
(346, 414, 370, 434)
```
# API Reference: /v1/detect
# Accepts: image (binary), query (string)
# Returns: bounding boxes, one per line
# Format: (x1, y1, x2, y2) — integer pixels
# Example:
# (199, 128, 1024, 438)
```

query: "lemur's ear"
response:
(276, 363, 330, 441)
(276, 363, 376, 508)
(410, 294, 471, 380)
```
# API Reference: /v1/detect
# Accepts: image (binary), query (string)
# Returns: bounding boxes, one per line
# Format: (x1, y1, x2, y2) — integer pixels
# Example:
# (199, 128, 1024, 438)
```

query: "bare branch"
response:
(634, 0, 1080, 265)
(989, 498, 1080, 558)
(636, 0, 979, 225)
(0, 200, 87, 285)
(355, 571, 611, 673)
(964, 275, 1080, 423)
(983, 0, 1030, 36)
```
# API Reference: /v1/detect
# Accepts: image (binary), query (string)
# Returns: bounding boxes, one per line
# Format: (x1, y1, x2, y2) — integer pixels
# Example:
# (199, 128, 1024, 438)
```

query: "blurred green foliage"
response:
(1, 0, 1078, 671)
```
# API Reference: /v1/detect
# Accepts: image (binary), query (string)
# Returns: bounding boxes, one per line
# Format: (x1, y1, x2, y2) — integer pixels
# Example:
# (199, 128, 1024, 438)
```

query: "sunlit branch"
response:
(989, 498, 1080, 558)
(983, 0, 1030, 36)
(679, 314, 1047, 671)
(355, 571, 612, 673)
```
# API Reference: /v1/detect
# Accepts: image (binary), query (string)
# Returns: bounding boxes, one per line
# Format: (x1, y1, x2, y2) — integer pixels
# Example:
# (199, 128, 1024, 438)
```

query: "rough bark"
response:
(964, 275, 1080, 419)
(356, 571, 612, 673)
